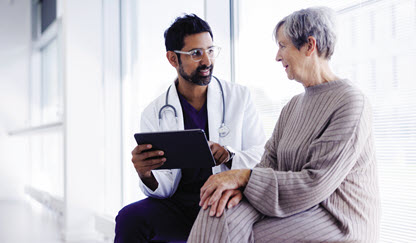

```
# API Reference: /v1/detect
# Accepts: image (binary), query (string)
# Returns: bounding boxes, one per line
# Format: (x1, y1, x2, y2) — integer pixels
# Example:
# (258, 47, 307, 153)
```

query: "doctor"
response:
(115, 14, 266, 242)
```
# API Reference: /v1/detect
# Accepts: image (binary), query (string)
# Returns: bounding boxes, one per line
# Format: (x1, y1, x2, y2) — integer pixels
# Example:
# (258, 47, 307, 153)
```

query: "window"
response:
(29, 0, 64, 199)
(40, 38, 62, 124)
(40, 0, 56, 33)
(235, 0, 416, 241)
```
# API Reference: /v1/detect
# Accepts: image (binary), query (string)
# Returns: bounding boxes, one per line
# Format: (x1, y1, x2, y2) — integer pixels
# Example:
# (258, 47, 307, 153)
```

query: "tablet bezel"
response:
(134, 129, 216, 169)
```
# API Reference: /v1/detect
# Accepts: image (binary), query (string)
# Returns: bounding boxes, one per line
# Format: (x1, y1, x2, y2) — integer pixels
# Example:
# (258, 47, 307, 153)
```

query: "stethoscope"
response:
(158, 76, 230, 138)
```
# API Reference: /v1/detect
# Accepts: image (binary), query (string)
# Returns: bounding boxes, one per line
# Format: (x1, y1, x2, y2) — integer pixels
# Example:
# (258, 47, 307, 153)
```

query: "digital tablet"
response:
(134, 129, 216, 169)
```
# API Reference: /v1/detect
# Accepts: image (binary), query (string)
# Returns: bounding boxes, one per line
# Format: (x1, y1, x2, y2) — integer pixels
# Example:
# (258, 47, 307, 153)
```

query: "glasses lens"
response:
(190, 49, 204, 61)
(209, 46, 220, 58)
(188, 46, 221, 62)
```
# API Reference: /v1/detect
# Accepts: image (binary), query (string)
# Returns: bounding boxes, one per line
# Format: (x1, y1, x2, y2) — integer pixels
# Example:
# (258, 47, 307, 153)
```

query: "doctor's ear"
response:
(166, 51, 180, 68)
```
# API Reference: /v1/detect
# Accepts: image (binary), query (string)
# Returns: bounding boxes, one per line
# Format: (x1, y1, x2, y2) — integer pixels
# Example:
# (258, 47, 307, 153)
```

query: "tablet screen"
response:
(134, 129, 216, 169)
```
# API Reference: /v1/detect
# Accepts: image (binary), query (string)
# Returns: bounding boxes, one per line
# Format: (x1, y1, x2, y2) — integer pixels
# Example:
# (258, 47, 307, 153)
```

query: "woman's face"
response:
(275, 26, 308, 82)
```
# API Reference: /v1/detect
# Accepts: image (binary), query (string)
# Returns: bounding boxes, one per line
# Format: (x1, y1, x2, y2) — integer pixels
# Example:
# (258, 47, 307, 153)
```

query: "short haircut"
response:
(274, 7, 337, 59)
(164, 14, 213, 52)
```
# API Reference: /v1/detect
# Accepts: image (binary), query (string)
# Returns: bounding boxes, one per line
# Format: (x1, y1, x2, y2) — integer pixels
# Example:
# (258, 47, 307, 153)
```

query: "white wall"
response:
(63, 0, 106, 240)
(0, 0, 31, 200)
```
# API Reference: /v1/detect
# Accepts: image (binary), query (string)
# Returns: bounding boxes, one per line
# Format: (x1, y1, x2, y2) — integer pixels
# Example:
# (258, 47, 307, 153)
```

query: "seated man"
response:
(114, 14, 266, 242)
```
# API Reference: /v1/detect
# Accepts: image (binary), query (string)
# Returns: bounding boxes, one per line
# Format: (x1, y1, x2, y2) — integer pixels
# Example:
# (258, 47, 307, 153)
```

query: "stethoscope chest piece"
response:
(218, 123, 230, 137)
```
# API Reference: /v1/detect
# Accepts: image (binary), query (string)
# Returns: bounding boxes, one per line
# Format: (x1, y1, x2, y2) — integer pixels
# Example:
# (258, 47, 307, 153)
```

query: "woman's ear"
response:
(305, 36, 316, 56)
(166, 51, 179, 68)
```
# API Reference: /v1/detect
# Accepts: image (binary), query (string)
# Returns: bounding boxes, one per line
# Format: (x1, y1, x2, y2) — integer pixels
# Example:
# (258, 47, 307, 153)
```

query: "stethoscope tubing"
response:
(158, 76, 229, 137)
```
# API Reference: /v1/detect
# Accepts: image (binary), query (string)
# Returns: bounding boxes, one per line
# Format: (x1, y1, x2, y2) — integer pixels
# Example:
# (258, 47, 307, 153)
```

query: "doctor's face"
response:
(177, 32, 215, 86)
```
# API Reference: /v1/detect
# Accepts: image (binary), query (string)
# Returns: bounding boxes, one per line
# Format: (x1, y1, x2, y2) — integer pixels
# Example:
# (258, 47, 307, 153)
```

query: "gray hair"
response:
(274, 7, 337, 59)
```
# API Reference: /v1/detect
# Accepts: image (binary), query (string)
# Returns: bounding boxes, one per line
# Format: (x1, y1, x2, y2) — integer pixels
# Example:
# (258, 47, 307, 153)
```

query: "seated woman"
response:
(188, 6, 380, 243)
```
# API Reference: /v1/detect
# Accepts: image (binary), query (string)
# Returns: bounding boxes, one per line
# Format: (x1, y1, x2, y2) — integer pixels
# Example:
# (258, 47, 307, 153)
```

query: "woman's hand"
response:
(204, 189, 243, 217)
(199, 169, 251, 216)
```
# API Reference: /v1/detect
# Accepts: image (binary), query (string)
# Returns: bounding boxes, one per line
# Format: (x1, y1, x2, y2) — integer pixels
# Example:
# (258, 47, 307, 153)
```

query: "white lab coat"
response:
(139, 78, 266, 199)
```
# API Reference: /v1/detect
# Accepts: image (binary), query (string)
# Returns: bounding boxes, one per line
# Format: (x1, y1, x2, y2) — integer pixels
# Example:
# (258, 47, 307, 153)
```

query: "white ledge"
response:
(8, 121, 63, 136)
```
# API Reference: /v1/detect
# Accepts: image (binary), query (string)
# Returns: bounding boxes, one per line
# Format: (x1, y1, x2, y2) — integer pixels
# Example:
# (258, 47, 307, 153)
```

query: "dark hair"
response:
(164, 14, 213, 52)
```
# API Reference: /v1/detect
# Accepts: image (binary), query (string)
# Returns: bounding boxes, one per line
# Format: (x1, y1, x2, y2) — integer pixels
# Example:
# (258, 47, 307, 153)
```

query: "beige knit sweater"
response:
(244, 79, 380, 242)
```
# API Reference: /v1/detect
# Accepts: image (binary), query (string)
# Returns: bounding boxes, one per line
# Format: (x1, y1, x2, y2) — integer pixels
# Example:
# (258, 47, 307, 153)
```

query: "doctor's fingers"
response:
(133, 159, 165, 173)
(218, 153, 229, 165)
(214, 153, 228, 166)
(143, 161, 165, 171)
(211, 147, 224, 159)
(134, 157, 166, 167)
(132, 144, 153, 154)
(137, 150, 165, 160)
(209, 142, 222, 154)
(211, 146, 227, 163)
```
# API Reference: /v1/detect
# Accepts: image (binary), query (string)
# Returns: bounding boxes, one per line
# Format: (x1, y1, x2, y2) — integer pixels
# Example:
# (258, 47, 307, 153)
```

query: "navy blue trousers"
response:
(114, 197, 200, 242)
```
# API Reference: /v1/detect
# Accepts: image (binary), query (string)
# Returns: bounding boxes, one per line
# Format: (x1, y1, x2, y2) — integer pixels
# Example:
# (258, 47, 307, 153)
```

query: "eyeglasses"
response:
(173, 46, 221, 62)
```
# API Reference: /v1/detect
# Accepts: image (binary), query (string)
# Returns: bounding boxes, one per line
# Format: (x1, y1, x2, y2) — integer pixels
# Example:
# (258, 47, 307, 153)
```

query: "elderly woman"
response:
(187, 7, 380, 243)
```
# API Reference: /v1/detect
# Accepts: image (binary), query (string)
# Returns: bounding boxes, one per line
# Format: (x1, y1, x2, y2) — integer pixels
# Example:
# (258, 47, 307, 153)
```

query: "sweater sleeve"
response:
(244, 92, 373, 217)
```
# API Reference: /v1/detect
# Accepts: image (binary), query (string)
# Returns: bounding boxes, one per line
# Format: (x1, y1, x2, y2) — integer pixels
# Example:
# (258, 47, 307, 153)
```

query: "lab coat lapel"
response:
(169, 82, 185, 130)
(207, 78, 222, 143)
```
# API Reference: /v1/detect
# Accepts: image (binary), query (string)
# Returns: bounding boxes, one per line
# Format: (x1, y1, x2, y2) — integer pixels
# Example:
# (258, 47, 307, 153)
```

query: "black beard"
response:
(179, 64, 213, 86)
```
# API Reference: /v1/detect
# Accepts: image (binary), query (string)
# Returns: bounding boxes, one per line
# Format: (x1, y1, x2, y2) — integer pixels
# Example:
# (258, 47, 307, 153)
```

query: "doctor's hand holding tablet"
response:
(131, 144, 166, 191)
(207, 141, 233, 167)
(131, 144, 166, 178)
(132, 141, 229, 171)
(131, 129, 234, 184)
